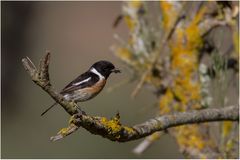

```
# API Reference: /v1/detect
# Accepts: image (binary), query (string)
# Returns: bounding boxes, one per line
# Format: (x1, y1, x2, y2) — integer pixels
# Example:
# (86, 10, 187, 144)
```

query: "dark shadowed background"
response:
(1, 1, 183, 158)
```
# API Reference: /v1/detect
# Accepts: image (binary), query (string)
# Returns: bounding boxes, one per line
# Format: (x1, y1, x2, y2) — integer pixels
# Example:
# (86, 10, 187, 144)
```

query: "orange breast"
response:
(85, 79, 106, 96)
(74, 79, 106, 102)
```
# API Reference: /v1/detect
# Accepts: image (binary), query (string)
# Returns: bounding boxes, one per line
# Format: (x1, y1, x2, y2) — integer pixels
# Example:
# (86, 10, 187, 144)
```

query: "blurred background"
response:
(1, 2, 183, 158)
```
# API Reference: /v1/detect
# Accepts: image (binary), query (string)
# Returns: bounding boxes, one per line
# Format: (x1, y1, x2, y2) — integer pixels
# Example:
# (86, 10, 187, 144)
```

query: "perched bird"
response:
(41, 60, 121, 116)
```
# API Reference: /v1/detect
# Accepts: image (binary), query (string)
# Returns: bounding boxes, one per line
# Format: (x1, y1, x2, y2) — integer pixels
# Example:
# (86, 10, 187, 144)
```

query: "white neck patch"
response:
(90, 67, 105, 80)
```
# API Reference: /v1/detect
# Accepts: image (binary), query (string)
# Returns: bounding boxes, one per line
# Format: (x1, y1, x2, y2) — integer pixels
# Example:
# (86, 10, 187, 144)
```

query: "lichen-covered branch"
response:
(22, 52, 238, 143)
(112, 1, 239, 158)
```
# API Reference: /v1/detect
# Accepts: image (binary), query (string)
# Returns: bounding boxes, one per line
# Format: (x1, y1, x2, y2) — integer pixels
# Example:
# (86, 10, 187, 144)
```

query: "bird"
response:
(40, 60, 121, 116)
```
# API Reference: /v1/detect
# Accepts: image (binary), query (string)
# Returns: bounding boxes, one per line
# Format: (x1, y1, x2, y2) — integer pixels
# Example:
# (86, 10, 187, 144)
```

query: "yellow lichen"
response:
(100, 116, 135, 139)
(168, 7, 205, 109)
(159, 89, 173, 114)
(160, 1, 175, 30)
(158, 6, 211, 154)
(124, 15, 136, 31)
(185, 6, 206, 49)
(123, 1, 143, 31)
(119, 1, 220, 156)
(176, 125, 205, 150)
(226, 139, 234, 152)
(222, 121, 233, 138)
(233, 31, 239, 58)
(58, 127, 69, 136)
(124, 126, 135, 134)
(100, 116, 122, 135)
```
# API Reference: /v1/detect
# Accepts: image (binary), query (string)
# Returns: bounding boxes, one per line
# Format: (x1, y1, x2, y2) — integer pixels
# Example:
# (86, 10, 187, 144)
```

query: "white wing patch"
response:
(90, 67, 105, 80)
(73, 77, 91, 86)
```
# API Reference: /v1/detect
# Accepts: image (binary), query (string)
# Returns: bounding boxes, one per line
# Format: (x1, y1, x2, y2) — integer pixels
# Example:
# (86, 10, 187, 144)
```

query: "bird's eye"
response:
(103, 67, 109, 71)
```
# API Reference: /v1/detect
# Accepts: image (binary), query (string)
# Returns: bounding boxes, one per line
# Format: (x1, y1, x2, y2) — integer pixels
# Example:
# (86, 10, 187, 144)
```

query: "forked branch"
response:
(22, 52, 239, 142)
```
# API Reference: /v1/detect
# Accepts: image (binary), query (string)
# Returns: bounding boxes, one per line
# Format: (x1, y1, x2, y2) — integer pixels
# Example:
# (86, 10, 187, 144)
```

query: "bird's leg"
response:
(68, 100, 86, 125)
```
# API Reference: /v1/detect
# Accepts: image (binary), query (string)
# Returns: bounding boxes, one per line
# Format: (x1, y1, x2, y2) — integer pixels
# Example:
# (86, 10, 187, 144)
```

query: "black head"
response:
(91, 60, 120, 78)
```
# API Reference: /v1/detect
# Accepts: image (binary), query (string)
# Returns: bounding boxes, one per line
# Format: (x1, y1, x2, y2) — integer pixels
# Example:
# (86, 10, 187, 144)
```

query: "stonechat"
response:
(41, 60, 120, 116)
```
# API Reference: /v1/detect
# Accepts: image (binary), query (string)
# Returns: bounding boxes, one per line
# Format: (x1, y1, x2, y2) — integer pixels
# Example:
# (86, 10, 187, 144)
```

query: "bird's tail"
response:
(41, 102, 58, 116)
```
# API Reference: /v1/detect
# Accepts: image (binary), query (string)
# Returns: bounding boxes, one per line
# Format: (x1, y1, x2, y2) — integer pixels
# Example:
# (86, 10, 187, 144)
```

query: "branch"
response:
(22, 52, 80, 116)
(22, 52, 239, 142)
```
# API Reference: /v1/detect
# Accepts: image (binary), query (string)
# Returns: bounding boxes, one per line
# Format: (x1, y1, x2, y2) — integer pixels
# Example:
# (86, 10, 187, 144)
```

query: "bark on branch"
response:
(22, 52, 239, 142)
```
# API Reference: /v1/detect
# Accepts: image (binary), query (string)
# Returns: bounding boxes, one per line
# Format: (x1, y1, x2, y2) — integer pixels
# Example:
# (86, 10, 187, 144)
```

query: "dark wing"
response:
(60, 71, 99, 94)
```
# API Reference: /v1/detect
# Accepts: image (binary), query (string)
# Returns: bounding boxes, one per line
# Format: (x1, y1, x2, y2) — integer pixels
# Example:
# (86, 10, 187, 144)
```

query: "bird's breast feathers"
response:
(63, 78, 106, 102)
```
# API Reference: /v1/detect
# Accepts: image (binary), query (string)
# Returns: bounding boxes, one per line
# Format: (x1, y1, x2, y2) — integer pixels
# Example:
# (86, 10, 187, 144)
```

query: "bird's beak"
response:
(112, 68, 121, 73)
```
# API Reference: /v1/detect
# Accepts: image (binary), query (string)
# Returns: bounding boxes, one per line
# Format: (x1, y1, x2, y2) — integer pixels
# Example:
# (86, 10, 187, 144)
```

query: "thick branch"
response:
(22, 53, 239, 142)
(72, 105, 238, 142)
